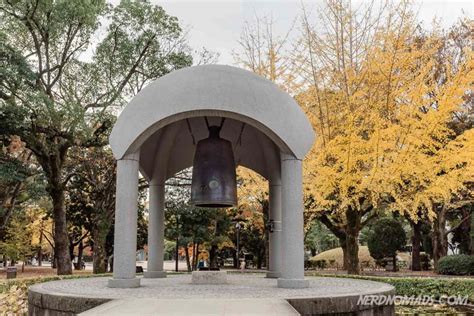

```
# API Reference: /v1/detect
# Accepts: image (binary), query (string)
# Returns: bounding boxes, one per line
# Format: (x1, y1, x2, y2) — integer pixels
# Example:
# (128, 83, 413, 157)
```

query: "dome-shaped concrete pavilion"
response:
(108, 65, 315, 289)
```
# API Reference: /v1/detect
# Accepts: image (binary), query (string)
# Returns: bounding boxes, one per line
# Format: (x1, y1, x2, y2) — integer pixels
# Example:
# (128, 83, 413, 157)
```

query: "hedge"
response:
(438, 255, 474, 276)
(0, 273, 112, 293)
(0, 270, 196, 293)
(307, 272, 474, 303)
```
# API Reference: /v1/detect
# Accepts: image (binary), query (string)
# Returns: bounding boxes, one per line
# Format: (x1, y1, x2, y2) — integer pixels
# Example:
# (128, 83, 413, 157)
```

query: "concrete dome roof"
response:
(110, 65, 314, 162)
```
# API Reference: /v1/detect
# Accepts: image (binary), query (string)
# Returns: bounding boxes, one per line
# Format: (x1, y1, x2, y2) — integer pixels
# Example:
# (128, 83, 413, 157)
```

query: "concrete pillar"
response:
(277, 153, 309, 288)
(266, 180, 282, 278)
(144, 182, 167, 278)
(108, 151, 141, 288)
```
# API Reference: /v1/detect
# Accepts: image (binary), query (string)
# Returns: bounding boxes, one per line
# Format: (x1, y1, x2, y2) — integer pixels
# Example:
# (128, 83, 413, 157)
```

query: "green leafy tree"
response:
(0, 0, 192, 274)
(305, 220, 339, 256)
(239, 210, 266, 269)
(67, 147, 149, 273)
(66, 148, 115, 273)
(205, 208, 232, 269)
(367, 218, 407, 271)
(164, 170, 193, 271)
(164, 169, 232, 271)
(450, 201, 474, 255)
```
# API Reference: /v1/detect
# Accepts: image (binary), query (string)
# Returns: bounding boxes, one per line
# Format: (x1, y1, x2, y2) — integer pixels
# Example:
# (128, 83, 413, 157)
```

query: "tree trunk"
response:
(411, 221, 422, 271)
(345, 207, 360, 275)
(191, 241, 196, 271)
(194, 242, 200, 270)
(432, 206, 448, 269)
(339, 236, 348, 270)
(92, 225, 110, 274)
(470, 212, 474, 255)
(93, 242, 108, 274)
(346, 233, 359, 274)
(52, 248, 57, 269)
(459, 208, 472, 255)
(209, 244, 218, 269)
(50, 188, 72, 275)
(38, 231, 43, 267)
(257, 248, 264, 269)
(185, 243, 191, 272)
(175, 237, 179, 272)
(392, 255, 397, 272)
(79, 240, 85, 270)
(233, 248, 238, 268)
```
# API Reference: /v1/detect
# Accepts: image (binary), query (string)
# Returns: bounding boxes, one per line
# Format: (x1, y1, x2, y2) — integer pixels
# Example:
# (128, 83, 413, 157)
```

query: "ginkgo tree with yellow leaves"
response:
(232, 0, 473, 275)
(299, 1, 473, 274)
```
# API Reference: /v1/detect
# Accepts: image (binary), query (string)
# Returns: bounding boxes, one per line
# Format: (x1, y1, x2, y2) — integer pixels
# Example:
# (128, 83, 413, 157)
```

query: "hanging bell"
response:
(191, 125, 237, 208)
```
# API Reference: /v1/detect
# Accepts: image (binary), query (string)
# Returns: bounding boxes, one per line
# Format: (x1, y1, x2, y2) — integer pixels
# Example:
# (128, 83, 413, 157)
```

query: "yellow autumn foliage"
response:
(234, 1, 472, 232)
(301, 17, 473, 221)
(237, 166, 268, 211)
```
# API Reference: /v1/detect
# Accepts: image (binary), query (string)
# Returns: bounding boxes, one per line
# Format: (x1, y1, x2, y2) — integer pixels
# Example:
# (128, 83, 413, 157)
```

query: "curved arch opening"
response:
(125, 110, 293, 159)
(137, 114, 282, 183)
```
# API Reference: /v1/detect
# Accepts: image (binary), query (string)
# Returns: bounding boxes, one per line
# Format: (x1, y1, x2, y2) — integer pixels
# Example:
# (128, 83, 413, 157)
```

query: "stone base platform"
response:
(192, 270, 227, 284)
(28, 274, 395, 315)
(143, 270, 167, 278)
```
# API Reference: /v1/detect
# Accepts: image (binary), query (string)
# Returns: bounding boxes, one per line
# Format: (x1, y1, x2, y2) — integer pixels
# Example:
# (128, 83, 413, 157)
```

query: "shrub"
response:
(437, 255, 474, 276)
(367, 219, 406, 260)
(420, 253, 431, 271)
(385, 277, 474, 302)
(314, 260, 327, 269)
(367, 218, 406, 271)
(306, 272, 474, 303)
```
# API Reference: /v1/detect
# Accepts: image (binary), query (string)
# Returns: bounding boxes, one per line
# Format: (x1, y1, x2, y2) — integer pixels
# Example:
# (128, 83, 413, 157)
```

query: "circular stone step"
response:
(28, 274, 395, 315)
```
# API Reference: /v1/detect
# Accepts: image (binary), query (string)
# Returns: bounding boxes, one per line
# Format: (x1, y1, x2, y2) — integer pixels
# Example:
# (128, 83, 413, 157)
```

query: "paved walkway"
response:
(80, 298, 299, 315)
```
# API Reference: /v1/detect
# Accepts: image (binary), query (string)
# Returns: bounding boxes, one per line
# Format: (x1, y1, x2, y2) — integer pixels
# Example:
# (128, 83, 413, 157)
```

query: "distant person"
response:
(198, 259, 205, 269)
(240, 259, 245, 272)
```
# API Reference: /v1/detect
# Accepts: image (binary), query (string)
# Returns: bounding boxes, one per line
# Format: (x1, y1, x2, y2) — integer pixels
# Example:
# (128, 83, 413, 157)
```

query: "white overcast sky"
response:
(152, 0, 472, 65)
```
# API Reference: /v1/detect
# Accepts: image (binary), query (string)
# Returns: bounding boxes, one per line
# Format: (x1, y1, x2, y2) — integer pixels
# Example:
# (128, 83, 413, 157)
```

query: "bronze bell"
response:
(191, 125, 237, 208)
